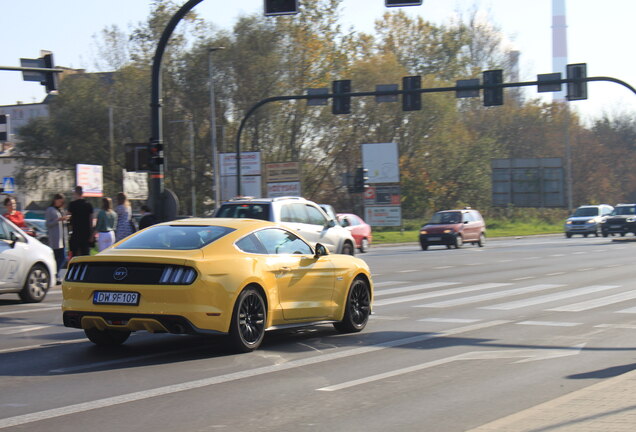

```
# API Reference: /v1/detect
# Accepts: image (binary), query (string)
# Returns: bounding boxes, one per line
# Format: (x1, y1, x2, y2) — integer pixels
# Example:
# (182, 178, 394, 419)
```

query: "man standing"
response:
(68, 186, 94, 257)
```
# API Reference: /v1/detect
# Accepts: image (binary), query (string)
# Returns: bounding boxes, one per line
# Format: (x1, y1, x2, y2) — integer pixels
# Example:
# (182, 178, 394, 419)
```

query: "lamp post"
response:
(208, 47, 225, 210)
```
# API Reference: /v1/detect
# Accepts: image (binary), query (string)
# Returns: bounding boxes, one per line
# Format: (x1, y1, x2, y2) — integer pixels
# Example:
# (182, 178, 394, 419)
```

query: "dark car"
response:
(419, 209, 485, 250)
(25, 218, 49, 245)
(601, 204, 636, 237)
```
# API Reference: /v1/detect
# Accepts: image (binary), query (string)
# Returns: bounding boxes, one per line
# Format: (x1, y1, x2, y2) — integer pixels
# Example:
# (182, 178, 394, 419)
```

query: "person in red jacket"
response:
(3, 196, 26, 228)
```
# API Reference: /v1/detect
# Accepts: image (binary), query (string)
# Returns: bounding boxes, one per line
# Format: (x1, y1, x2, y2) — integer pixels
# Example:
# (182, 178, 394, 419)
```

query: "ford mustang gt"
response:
(62, 218, 373, 352)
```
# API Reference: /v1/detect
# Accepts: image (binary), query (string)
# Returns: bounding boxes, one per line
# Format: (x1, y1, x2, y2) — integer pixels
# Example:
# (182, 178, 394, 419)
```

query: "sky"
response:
(1, 0, 635, 122)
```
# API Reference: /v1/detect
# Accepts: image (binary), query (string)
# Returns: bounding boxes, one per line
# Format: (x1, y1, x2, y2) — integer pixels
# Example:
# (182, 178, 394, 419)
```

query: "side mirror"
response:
(326, 219, 336, 228)
(9, 231, 18, 248)
(314, 243, 329, 258)
(340, 218, 350, 227)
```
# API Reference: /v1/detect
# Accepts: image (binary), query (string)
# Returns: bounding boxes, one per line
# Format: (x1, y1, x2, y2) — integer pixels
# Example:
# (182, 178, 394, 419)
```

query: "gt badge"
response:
(113, 267, 128, 281)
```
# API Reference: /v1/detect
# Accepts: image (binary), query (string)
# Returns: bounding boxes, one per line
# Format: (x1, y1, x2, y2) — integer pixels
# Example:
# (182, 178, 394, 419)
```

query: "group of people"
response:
(3, 185, 157, 285)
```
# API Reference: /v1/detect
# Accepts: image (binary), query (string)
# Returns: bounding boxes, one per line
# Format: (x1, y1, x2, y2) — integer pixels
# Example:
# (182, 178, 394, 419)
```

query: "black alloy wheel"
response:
(19, 264, 50, 303)
(84, 328, 131, 346)
(229, 287, 266, 353)
(334, 278, 371, 333)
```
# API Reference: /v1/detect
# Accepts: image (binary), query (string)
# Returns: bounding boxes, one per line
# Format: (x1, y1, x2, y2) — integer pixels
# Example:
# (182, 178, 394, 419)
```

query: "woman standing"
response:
(45, 193, 69, 285)
(95, 197, 117, 251)
(114, 192, 134, 242)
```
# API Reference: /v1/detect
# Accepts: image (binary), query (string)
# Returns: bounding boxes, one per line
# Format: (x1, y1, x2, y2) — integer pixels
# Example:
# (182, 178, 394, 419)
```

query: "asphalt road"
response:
(1, 235, 636, 431)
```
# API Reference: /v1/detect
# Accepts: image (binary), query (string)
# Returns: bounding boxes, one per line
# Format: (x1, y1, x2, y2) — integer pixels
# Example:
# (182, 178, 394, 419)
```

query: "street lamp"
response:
(209, 47, 225, 211)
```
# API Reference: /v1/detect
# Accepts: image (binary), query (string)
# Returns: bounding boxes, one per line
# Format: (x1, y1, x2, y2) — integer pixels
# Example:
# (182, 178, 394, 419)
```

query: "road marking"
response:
(550, 254, 565, 257)
(595, 323, 636, 329)
(0, 306, 60, 316)
(374, 282, 459, 298)
(418, 318, 480, 323)
(432, 266, 454, 269)
(605, 264, 622, 268)
(415, 284, 564, 309)
(0, 325, 51, 335)
(524, 257, 540, 260)
(546, 272, 566, 276)
(497, 260, 513, 263)
(398, 269, 418, 273)
(374, 283, 510, 306)
(317, 343, 585, 392)
(0, 320, 509, 429)
(572, 251, 586, 255)
(372, 281, 403, 287)
(482, 285, 620, 310)
(511, 276, 534, 281)
(0, 338, 88, 355)
(549, 290, 636, 312)
(577, 267, 595, 272)
(617, 306, 636, 314)
(516, 321, 581, 327)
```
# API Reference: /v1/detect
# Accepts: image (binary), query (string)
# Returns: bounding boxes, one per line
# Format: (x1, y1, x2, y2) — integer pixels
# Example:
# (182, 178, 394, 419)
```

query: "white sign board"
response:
(221, 175, 262, 201)
(362, 143, 400, 184)
(365, 206, 401, 227)
(122, 170, 149, 200)
(76, 164, 103, 197)
(267, 181, 301, 197)
(220, 152, 261, 176)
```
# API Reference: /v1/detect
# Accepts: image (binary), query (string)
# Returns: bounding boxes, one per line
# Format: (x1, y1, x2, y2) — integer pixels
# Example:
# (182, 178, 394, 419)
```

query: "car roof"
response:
(221, 196, 307, 204)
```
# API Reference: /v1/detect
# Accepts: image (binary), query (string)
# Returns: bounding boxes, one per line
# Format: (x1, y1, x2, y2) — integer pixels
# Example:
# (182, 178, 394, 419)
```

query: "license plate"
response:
(610, 225, 621, 229)
(93, 291, 139, 306)
(428, 237, 442, 241)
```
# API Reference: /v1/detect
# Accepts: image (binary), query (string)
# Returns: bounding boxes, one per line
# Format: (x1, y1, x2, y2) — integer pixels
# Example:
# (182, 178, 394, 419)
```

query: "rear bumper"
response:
(419, 233, 457, 245)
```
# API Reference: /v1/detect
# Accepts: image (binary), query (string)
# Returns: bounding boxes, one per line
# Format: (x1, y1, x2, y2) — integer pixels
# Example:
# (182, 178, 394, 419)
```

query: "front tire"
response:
(228, 287, 266, 353)
(84, 328, 131, 346)
(334, 278, 371, 333)
(454, 235, 463, 249)
(19, 264, 50, 303)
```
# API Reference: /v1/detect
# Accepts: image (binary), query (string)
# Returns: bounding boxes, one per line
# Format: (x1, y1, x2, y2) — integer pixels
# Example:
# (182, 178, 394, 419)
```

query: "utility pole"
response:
(209, 47, 225, 211)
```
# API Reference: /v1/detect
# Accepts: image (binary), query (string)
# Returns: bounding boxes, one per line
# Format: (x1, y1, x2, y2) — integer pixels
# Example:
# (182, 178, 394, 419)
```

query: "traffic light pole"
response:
(234, 74, 636, 196)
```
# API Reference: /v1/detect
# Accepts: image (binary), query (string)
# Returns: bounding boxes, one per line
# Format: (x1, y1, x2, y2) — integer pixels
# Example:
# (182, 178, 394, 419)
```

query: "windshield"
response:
(116, 225, 235, 250)
(215, 203, 270, 220)
(429, 212, 461, 224)
(572, 207, 599, 217)
(612, 206, 636, 216)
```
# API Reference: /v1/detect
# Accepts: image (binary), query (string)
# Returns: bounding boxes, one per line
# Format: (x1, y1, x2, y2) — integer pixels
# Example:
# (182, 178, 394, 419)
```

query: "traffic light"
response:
(402, 75, 421, 111)
(385, 1, 423, 6)
(566, 63, 587, 101)
(332, 80, 351, 115)
(0, 114, 8, 142)
(41, 52, 58, 93)
(353, 167, 369, 193)
(264, 0, 298, 16)
(149, 141, 164, 167)
(483, 69, 503, 106)
(125, 143, 151, 171)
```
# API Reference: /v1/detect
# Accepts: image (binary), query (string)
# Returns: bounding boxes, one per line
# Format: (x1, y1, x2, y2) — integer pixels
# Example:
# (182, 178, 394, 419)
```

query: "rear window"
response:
(215, 204, 271, 220)
(116, 225, 235, 250)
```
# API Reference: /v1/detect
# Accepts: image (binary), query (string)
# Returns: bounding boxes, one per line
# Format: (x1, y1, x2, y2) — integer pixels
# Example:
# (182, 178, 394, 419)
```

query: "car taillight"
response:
(159, 266, 197, 284)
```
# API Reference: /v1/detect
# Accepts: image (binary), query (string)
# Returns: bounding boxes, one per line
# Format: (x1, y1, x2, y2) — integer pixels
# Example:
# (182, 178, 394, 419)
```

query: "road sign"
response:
(2, 177, 15, 193)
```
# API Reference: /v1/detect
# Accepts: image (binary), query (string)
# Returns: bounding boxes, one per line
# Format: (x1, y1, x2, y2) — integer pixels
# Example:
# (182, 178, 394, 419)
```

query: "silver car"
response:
(0, 215, 56, 302)
(564, 204, 613, 238)
(215, 197, 356, 255)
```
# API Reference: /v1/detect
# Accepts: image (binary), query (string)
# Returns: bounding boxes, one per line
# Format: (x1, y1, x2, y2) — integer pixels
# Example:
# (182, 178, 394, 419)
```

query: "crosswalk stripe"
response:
(549, 290, 636, 312)
(0, 325, 51, 335)
(374, 282, 459, 298)
(415, 284, 564, 308)
(374, 283, 510, 307)
(481, 285, 620, 310)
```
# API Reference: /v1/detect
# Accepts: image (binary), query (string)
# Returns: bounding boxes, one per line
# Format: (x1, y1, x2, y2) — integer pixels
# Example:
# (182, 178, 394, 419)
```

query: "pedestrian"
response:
(95, 197, 117, 251)
(114, 192, 135, 242)
(138, 205, 158, 230)
(3, 196, 27, 229)
(45, 193, 69, 284)
(68, 185, 94, 257)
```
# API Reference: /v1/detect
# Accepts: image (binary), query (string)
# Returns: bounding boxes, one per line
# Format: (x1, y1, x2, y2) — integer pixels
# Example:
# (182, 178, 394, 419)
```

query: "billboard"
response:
(76, 164, 103, 197)
(365, 206, 401, 227)
(361, 143, 400, 184)
(491, 158, 565, 207)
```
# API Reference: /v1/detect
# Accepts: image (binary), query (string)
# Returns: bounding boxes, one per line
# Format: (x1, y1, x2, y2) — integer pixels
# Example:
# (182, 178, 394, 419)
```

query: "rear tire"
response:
(359, 238, 369, 253)
(333, 278, 371, 333)
(85, 328, 131, 346)
(228, 287, 266, 353)
(341, 242, 355, 256)
(477, 233, 486, 247)
(19, 264, 50, 303)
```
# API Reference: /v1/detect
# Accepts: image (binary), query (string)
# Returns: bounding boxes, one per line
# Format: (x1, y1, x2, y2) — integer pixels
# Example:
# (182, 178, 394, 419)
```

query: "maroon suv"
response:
(419, 209, 486, 250)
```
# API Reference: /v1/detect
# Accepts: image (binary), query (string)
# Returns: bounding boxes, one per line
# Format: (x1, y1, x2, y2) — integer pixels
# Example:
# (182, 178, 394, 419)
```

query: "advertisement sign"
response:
(267, 181, 301, 197)
(220, 152, 261, 176)
(221, 175, 261, 201)
(265, 162, 300, 183)
(122, 170, 148, 200)
(365, 206, 401, 227)
(364, 185, 401, 206)
(76, 164, 103, 197)
(362, 143, 400, 184)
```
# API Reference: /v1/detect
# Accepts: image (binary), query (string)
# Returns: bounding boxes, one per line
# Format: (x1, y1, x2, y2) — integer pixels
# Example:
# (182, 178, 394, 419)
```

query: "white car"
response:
(215, 197, 356, 255)
(0, 215, 56, 302)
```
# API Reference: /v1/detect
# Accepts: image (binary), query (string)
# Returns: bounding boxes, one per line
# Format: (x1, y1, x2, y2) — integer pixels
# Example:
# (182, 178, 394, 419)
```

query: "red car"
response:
(337, 213, 372, 253)
(419, 209, 486, 250)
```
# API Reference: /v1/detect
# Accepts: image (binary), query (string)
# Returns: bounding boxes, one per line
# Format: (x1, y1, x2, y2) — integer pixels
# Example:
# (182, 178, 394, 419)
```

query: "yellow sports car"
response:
(62, 218, 373, 352)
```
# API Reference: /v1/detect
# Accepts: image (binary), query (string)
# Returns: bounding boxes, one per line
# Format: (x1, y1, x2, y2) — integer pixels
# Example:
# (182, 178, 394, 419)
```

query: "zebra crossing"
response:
(373, 279, 636, 315)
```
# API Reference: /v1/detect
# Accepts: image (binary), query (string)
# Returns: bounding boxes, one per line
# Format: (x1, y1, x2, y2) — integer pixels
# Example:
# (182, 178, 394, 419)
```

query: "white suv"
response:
(564, 204, 614, 238)
(214, 197, 356, 255)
